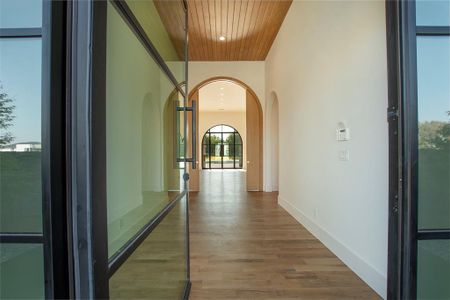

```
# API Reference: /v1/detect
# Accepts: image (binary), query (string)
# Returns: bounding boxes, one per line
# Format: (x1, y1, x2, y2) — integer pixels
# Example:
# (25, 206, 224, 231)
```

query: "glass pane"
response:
(222, 132, 232, 144)
(202, 144, 209, 169)
(210, 125, 223, 133)
(417, 36, 450, 229)
(417, 240, 450, 299)
(127, 0, 186, 84)
(0, 38, 42, 232)
(209, 133, 221, 169)
(0, 0, 42, 29)
(222, 125, 235, 132)
(106, 2, 185, 257)
(235, 144, 243, 168)
(235, 133, 242, 145)
(416, 0, 450, 26)
(110, 196, 188, 299)
(222, 144, 233, 168)
(0, 244, 44, 299)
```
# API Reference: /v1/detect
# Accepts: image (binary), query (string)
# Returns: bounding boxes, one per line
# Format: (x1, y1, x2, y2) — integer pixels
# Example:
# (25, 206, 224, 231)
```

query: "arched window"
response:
(202, 125, 243, 169)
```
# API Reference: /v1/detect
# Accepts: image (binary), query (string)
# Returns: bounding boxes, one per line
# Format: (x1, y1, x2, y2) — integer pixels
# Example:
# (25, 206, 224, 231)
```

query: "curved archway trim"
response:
(187, 76, 264, 191)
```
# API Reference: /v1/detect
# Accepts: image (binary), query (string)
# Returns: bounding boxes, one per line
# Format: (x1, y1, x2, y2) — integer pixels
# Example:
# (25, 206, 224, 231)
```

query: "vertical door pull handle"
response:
(177, 100, 197, 169)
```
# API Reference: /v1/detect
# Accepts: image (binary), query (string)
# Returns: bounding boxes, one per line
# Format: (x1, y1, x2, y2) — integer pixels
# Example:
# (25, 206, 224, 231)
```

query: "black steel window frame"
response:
(386, 1, 450, 299)
(0, 1, 71, 298)
(68, 0, 191, 298)
(201, 125, 243, 170)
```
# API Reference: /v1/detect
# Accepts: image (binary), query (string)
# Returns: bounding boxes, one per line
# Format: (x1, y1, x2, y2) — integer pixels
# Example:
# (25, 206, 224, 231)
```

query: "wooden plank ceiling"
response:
(188, 0, 292, 61)
(155, 0, 293, 61)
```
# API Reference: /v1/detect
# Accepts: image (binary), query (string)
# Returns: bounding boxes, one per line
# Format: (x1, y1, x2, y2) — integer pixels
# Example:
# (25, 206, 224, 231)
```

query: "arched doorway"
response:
(188, 76, 263, 191)
(202, 124, 243, 169)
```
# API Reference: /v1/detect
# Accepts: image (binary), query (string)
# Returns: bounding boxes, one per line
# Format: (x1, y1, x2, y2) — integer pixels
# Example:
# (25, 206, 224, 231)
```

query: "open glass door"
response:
(68, 0, 192, 298)
(104, 1, 190, 298)
(386, 1, 449, 299)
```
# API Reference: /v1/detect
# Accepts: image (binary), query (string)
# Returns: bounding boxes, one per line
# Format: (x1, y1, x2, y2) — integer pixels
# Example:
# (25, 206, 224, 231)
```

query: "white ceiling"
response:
(199, 80, 246, 112)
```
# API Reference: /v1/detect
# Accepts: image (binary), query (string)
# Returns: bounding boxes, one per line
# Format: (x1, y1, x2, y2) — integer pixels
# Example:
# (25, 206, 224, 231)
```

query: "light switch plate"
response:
(339, 150, 350, 161)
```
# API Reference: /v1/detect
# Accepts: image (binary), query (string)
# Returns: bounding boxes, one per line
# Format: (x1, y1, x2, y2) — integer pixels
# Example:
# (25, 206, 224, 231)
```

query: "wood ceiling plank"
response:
(209, 0, 217, 60)
(189, 1, 202, 59)
(226, 0, 236, 61)
(220, 0, 228, 59)
(230, 0, 242, 61)
(258, 0, 291, 59)
(237, 0, 249, 60)
(255, 0, 279, 60)
(202, 0, 213, 60)
(196, 1, 209, 60)
(159, 0, 292, 61)
(249, 0, 269, 60)
(244, 0, 261, 59)
(239, 0, 254, 60)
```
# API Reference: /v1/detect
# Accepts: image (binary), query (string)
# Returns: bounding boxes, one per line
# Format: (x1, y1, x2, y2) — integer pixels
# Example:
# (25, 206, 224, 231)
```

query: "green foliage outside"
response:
(0, 85, 16, 146)
(417, 112, 450, 229)
(419, 120, 450, 150)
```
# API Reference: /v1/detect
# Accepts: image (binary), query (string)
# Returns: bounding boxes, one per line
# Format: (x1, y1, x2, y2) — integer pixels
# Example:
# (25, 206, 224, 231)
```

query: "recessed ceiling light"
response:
(219, 36, 226, 41)
(220, 87, 224, 90)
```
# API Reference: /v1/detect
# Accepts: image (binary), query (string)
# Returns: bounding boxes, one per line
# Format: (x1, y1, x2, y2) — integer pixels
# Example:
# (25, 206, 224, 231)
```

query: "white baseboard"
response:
(278, 195, 387, 299)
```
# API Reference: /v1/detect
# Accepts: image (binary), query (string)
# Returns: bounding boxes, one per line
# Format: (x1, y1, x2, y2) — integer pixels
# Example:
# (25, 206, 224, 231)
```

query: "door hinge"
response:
(387, 106, 399, 122)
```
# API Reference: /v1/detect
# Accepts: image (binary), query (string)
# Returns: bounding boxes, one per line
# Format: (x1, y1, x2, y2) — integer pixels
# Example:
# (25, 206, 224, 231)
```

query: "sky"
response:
(0, 0, 42, 144)
(417, 36, 450, 123)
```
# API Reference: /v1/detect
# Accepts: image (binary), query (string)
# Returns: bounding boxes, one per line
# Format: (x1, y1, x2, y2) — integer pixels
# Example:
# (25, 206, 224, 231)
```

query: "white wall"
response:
(189, 62, 269, 187)
(265, 1, 389, 298)
(198, 111, 247, 170)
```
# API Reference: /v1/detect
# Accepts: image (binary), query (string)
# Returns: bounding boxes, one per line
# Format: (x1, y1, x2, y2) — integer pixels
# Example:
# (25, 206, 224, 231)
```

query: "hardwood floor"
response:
(189, 170, 381, 299)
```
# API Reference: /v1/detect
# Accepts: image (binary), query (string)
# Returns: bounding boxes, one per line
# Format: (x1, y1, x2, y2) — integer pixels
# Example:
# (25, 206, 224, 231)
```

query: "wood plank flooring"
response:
(189, 170, 381, 299)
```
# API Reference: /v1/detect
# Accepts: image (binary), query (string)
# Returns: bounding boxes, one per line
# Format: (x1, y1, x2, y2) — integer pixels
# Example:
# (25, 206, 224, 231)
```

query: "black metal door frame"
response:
(385, 1, 450, 299)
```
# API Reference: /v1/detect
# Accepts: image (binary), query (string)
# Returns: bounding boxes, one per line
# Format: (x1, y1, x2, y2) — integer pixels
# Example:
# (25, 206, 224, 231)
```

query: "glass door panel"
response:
(222, 133, 233, 168)
(210, 133, 222, 169)
(104, 1, 189, 299)
(106, 0, 185, 257)
(202, 142, 210, 169)
(417, 36, 450, 230)
(235, 144, 243, 168)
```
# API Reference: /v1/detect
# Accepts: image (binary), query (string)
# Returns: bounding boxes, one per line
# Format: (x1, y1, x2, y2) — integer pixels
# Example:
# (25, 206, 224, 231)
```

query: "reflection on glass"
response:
(417, 240, 450, 299)
(109, 196, 188, 299)
(417, 36, 450, 229)
(106, 2, 185, 257)
(0, 38, 42, 233)
(127, 0, 186, 84)
(0, 0, 42, 29)
(0, 244, 45, 299)
(416, 0, 450, 26)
